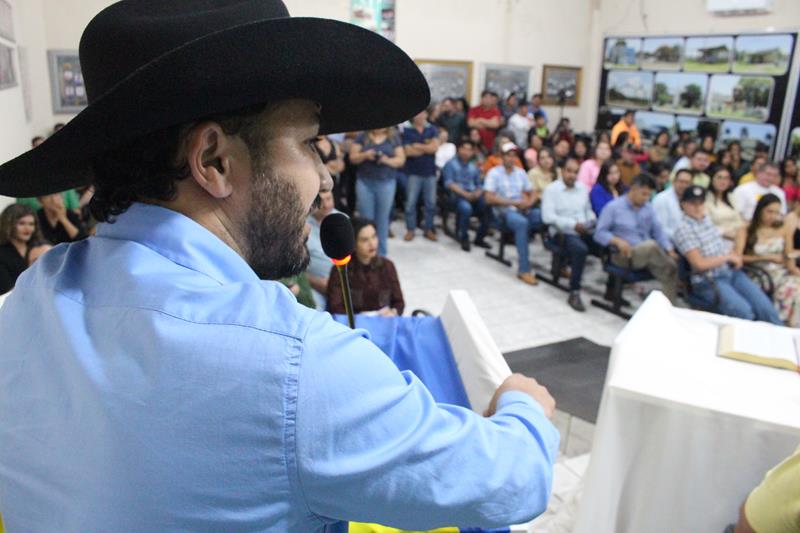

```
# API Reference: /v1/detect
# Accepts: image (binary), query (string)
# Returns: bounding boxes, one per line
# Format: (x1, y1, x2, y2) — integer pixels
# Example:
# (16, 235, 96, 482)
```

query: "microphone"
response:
(320, 213, 356, 329)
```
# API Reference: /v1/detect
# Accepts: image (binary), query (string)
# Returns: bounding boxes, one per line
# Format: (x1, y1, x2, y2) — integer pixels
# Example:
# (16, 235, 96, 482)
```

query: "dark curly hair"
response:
(89, 103, 269, 223)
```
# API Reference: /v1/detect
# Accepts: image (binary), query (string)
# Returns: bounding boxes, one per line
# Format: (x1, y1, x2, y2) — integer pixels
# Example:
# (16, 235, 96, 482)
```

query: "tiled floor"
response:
(387, 219, 629, 532)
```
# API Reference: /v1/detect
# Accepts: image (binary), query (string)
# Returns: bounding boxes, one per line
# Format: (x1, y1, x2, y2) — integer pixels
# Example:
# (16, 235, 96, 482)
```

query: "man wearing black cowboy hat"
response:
(0, 1, 559, 531)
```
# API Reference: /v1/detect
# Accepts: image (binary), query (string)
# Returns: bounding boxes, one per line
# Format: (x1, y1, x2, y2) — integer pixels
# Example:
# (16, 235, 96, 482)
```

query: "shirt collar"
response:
(96, 203, 259, 285)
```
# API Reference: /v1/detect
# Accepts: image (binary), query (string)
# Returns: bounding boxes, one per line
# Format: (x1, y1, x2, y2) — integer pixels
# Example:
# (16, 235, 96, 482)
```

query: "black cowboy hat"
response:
(0, 0, 430, 197)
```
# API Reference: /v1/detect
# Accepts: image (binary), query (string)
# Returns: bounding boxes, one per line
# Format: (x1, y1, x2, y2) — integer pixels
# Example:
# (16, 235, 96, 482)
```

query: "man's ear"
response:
(185, 122, 237, 199)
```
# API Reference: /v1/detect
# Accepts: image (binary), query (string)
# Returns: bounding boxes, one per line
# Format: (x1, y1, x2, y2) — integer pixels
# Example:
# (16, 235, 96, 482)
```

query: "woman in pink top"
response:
(577, 140, 611, 189)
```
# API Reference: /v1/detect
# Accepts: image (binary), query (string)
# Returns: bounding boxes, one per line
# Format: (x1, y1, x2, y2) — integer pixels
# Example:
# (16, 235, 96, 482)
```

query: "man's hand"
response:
(575, 223, 586, 235)
(365, 149, 377, 161)
(484, 373, 555, 419)
(668, 249, 679, 261)
(615, 239, 632, 258)
(727, 253, 743, 269)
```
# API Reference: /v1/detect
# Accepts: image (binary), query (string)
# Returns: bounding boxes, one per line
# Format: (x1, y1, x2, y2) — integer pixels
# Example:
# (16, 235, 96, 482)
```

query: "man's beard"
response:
(241, 168, 310, 281)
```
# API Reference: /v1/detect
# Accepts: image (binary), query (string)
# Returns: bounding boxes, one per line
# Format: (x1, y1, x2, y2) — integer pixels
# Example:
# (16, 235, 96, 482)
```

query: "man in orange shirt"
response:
(611, 110, 641, 150)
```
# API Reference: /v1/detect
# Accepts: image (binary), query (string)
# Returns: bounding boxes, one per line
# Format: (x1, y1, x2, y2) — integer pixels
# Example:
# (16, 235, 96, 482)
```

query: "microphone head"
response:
(320, 212, 355, 261)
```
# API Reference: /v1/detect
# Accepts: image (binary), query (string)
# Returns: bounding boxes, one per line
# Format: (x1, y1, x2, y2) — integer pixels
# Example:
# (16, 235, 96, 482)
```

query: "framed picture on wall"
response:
(0, 0, 13, 43)
(47, 50, 88, 113)
(684, 36, 733, 73)
(733, 34, 793, 76)
(481, 63, 531, 102)
(604, 38, 641, 70)
(541, 65, 581, 106)
(706, 74, 773, 122)
(652, 72, 707, 115)
(606, 70, 653, 109)
(641, 37, 683, 71)
(0, 43, 16, 90)
(415, 59, 473, 105)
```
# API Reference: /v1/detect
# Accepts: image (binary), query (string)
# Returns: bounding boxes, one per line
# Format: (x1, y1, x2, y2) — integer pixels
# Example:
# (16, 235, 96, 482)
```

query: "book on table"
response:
(718, 322, 800, 371)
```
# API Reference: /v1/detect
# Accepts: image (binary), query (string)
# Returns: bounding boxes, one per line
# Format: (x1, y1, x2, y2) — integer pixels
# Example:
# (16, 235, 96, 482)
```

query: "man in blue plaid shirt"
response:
(673, 185, 780, 323)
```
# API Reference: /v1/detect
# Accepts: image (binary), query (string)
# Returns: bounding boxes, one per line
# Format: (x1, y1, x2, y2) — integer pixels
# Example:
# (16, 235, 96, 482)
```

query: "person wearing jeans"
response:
(442, 139, 489, 251)
(594, 173, 679, 303)
(674, 185, 780, 323)
(349, 128, 406, 256)
(541, 157, 597, 311)
(485, 142, 541, 286)
(402, 110, 440, 242)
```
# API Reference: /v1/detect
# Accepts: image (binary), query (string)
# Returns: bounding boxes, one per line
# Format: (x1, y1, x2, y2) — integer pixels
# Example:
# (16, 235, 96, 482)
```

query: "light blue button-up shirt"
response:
(0, 203, 558, 532)
(594, 194, 672, 251)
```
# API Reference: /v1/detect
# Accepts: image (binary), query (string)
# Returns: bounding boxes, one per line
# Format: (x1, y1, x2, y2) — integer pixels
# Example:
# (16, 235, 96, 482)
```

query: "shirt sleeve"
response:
(594, 202, 615, 247)
(652, 195, 672, 240)
(294, 315, 560, 530)
(384, 260, 405, 316)
(67, 211, 88, 241)
(744, 446, 800, 533)
(672, 224, 698, 256)
(650, 207, 673, 251)
(483, 168, 498, 193)
(442, 161, 457, 188)
(541, 185, 572, 233)
(402, 128, 413, 146)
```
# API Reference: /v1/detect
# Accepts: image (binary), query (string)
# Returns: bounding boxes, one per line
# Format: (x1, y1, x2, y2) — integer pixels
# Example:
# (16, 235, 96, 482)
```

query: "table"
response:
(574, 292, 800, 533)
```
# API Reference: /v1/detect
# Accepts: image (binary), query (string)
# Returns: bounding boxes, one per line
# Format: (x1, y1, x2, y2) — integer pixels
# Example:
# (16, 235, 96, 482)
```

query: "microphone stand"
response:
(332, 255, 356, 329)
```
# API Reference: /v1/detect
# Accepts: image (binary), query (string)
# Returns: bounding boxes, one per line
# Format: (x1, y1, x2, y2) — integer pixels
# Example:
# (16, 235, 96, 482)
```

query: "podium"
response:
(574, 293, 800, 533)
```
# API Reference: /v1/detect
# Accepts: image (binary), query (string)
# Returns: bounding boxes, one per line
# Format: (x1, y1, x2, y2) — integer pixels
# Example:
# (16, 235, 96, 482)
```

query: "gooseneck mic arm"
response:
(332, 256, 356, 329)
(319, 213, 357, 329)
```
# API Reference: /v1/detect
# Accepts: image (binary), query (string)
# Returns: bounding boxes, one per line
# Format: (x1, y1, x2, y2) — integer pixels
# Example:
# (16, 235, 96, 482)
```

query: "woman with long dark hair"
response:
(589, 160, 625, 216)
(736, 194, 800, 326)
(326, 218, 405, 317)
(576, 140, 612, 189)
(647, 131, 670, 166)
(0, 204, 50, 294)
(705, 167, 742, 241)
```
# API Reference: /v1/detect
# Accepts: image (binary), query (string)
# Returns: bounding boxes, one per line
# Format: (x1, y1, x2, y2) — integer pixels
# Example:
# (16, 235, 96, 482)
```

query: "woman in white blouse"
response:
(705, 167, 742, 241)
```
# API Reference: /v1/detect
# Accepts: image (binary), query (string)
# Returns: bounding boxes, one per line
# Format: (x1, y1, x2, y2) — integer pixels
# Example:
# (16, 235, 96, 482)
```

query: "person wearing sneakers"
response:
(485, 142, 542, 285)
(402, 108, 440, 242)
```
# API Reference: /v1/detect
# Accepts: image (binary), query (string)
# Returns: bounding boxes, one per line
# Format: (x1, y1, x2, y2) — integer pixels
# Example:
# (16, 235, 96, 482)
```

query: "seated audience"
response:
(674, 186, 780, 324)
(306, 190, 338, 308)
(482, 132, 523, 176)
(647, 131, 670, 167)
(435, 97, 467, 144)
(731, 445, 800, 533)
(705, 167, 742, 241)
(485, 143, 541, 286)
(442, 140, 489, 251)
(524, 130, 544, 170)
(679, 149, 712, 188)
(467, 127, 488, 166)
(594, 173, 678, 303)
(733, 162, 787, 221)
(649, 162, 671, 192)
(671, 139, 698, 174)
(467, 90, 502, 153)
(528, 147, 558, 203)
(528, 93, 548, 124)
(736, 194, 800, 327)
(653, 168, 693, 241)
(507, 101, 532, 148)
(36, 193, 87, 245)
(531, 111, 549, 140)
(781, 158, 799, 209)
(434, 128, 456, 171)
(501, 93, 518, 121)
(0, 204, 51, 294)
(402, 109, 440, 242)
(700, 135, 717, 163)
(727, 140, 748, 182)
(571, 137, 590, 164)
(280, 272, 316, 309)
(576, 140, 612, 189)
(326, 218, 405, 317)
(610, 110, 641, 149)
(617, 143, 642, 188)
(349, 127, 406, 256)
(551, 117, 574, 147)
(541, 157, 597, 311)
(590, 160, 625, 216)
(552, 138, 571, 169)
(736, 154, 767, 186)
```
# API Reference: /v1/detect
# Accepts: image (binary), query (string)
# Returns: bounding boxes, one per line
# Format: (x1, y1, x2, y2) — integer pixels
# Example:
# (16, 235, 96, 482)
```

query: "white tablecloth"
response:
(574, 292, 800, 533)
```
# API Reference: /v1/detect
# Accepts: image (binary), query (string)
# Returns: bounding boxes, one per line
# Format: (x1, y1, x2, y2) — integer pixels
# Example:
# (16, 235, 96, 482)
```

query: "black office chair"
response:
(677, 254, 719, 312)
(590, 245, 653, 319)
